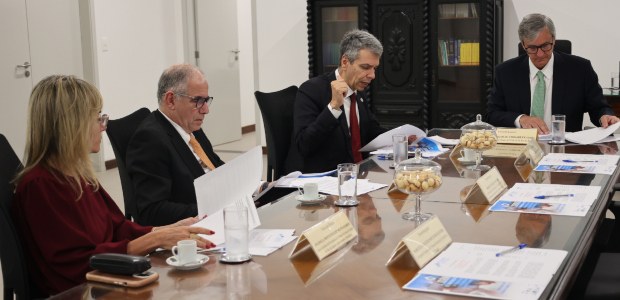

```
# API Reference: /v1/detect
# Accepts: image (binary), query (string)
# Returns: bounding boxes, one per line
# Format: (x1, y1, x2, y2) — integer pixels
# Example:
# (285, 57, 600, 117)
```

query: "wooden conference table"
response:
(52, 130, 620, 300)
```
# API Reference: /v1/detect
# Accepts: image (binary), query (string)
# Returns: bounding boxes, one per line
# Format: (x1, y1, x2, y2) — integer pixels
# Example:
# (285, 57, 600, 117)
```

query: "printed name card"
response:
(523, 138, 545, 165)
(496, 128, 538, 144)
(386, 216, 452, 268)
(462, 166, 507, 205)
(289, 211, 358, 261)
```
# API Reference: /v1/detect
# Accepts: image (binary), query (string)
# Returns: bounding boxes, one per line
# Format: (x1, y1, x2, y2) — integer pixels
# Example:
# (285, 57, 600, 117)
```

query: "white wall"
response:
(92, 0, 186, 161)
(237, 0, 257, 128)
(505, 0, 620, 87)
(255, 0, 308, 145)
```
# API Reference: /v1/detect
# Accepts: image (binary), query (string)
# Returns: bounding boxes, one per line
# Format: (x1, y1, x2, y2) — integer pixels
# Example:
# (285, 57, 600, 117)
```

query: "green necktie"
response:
(531, 71, 545, 118)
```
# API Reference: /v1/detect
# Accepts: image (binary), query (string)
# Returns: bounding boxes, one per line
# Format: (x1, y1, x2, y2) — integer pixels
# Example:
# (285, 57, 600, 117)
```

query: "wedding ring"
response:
(189, 233, 197, 239)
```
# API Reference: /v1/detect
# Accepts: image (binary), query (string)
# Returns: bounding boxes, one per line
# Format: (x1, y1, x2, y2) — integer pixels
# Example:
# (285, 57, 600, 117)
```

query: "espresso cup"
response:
(172, 239, 197, 265)
(302, 182, 319, 200)
(460, 148, 476, 161)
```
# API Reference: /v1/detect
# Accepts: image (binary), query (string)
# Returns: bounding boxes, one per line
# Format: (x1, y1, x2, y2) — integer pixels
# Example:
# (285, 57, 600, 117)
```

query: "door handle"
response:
(230, 49, 240, 61)
(16, 62, 31, 69)
(16, 62, 31, 78)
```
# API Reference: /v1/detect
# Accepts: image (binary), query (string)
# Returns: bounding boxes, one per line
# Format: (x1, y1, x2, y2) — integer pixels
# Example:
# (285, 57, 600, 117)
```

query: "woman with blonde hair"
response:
(12, 75, 215, 296)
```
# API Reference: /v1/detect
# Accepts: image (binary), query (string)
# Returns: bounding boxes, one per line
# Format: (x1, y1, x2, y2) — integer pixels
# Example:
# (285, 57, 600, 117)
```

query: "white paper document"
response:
(194, 146, 263, 216)
(192, 146, 263, 245)
(427, 135, 460, 146)
(533, 153, 619, 175)
(289, 177, 388, 196)
(370, 137, 450, 158)
(249, 229, 297, 256)
(359, 124, 426, 152)
(488, 183, 601, 216)
(404, 242, 567, 300)
(565, 122, 620, 144)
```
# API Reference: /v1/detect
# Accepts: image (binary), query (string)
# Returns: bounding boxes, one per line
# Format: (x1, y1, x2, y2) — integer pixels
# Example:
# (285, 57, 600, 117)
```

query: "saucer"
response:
(295, 194, 327, 205)
(166, 254, 209, 270)
(457, 157, 477, 165)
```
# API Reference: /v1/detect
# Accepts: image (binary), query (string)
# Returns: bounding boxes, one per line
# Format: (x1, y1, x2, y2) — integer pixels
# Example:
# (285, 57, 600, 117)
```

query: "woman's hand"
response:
(152, 226, 216, 250)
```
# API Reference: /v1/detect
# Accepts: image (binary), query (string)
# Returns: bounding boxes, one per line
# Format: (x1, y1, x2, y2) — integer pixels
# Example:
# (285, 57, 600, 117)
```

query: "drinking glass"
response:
(550, 114, 566, 144)
(220, 206, 251, 263)
(392, 134, 408, 168)
(335, 163, 359, 206)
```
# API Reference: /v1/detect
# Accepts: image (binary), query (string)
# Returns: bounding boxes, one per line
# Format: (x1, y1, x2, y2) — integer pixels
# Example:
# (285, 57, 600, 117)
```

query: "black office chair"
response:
(106, 107, 151, 220)
(517, 39, 572, 56)
(255, 86, 298, 181)
(0, 134, 42, 299)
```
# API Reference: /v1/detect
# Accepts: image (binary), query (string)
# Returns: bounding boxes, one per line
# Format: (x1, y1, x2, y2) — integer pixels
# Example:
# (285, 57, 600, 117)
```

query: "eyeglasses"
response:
(98, 114, 109, 128)
(523, 42, 554, 54)
(175, 93, 214, 109)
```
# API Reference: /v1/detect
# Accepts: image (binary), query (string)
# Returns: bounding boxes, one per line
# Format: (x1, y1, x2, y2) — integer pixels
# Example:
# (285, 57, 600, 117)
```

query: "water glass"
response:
(335, 163, 359, 206)
(612, 72, 620, 90)
(392, 135, 408, 167)
(221, 206, 251, 263)
(550, 114, 566, 144)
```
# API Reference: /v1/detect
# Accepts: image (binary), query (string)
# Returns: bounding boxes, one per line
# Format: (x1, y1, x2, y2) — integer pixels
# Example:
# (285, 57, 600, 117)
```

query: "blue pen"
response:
(495, 243, 527, 257)
(534, 193, 574, 199)
(377, 154, 393, 160)
(562, 159, 597, 163)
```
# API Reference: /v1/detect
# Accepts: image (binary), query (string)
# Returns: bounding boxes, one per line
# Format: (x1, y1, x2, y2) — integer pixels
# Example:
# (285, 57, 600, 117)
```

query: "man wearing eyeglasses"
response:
(487, 13, 618, 133)
(126, 64, 224, 226)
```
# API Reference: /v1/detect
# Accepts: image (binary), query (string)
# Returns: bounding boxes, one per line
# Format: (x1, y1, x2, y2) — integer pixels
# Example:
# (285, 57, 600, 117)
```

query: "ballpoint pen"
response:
(377, 154, 393, 160)
(534, 193, 574, 199)
(562, 159, 597, 163)
(495, 243, 527, 257)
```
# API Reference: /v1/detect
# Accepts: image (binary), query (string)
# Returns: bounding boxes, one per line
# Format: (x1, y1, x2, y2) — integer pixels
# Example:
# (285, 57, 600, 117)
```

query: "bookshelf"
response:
(307, 0, 503, 129)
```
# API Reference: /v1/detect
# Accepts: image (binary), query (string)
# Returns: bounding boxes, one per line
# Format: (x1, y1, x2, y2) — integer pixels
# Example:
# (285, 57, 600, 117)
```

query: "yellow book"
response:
(472, 43, 480, 65)
(459, 43, 472, 65)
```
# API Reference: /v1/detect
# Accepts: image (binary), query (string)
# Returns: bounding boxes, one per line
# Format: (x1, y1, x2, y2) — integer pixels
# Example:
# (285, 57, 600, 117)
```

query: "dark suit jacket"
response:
(126, 110, 224, 226)
(285, 72, 387, 173)
(486, 51, 613, 132)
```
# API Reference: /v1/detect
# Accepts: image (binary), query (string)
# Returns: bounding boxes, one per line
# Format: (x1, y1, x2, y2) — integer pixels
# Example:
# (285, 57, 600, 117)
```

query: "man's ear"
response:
(340, 55, 349, 71)
(163, 91, 176, 110)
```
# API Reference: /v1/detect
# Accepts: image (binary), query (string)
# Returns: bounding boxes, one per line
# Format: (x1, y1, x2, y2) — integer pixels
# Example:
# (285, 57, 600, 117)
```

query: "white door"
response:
(0, 0, 34, 159)
(0, 0, 84, 160)
(195, 0, 242, 145)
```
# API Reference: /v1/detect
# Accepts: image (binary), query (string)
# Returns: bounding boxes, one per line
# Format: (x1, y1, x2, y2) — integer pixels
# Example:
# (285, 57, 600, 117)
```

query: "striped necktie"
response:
(531, 71, 545, 118)
(189, 134, 216, 170)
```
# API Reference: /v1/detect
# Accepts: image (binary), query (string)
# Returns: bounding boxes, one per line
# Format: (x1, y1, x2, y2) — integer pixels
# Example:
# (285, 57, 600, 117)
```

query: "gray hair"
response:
(340, 30, 383, 65)
(156, 64, 203, 104)
(518, 13, 556, 42)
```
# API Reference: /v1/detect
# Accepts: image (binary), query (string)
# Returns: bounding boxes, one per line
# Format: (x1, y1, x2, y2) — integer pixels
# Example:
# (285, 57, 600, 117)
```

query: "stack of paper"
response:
(534, 153, 619, 175)
(249, 229, 297, 256)
(565, 122, 620, 144)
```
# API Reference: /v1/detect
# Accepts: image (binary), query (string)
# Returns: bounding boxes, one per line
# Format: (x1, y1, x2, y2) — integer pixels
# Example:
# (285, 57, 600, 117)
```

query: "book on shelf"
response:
(439, 40, 479, 66)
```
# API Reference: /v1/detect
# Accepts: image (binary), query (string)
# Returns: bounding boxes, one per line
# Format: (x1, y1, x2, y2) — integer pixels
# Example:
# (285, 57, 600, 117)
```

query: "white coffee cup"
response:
(460, 148, 476, 161)
(172, 239, 197, 265)
(302, 182, 319, 200)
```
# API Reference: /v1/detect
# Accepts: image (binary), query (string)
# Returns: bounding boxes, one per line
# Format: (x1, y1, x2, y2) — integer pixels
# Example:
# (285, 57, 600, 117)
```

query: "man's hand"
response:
(519, 115, 549, 134)
(407, 135, 417, 144)
(600, 115, 620, 128)
(329, 78, 349, 110)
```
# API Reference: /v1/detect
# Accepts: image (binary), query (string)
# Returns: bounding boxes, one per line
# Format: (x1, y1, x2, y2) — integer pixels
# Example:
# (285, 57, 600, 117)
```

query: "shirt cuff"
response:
(515, 114, 525, 128)
(327, 103, 342, 119)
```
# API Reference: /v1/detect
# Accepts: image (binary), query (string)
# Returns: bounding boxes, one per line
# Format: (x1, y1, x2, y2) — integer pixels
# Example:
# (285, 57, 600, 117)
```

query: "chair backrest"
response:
(517, 39, 572, 56)
(106, 107, 151, 220)
(0, 134, 37, 299)
(255, 86, 298, 181)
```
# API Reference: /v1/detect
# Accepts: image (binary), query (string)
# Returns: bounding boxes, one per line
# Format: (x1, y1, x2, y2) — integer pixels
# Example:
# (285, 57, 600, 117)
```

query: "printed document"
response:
(404, 242, 567, 299)
(359, 124, 425, 151)
(534, 153, 619, 175)
(488, 183, 601, 216)
(565, 122, 620, 144)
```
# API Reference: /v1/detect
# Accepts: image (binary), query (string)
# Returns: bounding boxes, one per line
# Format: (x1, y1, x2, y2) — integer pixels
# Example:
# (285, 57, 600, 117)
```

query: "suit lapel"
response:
(551, 52, 566, 115)
(518, 57, 531, 114)
(153, 111, 205, 177)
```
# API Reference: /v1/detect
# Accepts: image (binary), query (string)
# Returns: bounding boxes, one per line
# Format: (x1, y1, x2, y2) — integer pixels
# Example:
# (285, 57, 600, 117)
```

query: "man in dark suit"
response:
(286, 30, 390, 173)
(127, 64, 224, 226)
(487, 13, 618, 133)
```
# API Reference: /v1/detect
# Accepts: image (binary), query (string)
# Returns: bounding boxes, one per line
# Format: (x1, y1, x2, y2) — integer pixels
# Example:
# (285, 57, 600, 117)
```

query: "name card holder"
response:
(462, 167, 507, 205)
(289, 211, 358, 261)
(496, 128, 538, 144)
(513, 139, 545, 181)
(386, 216, 452, 269)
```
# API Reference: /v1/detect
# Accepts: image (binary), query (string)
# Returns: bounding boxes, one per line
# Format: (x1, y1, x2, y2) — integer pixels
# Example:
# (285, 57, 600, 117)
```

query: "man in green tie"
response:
(486, 13, 618, 134)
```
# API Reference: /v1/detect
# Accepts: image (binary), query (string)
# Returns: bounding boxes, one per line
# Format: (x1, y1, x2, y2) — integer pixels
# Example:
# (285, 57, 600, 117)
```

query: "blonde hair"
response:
(15, 75, 103, 198)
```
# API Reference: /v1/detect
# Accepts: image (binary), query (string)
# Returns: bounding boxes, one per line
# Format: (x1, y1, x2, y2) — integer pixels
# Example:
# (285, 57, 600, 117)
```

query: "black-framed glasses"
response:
(98, 114, 109, 128)
(175, 93, 214, 109)
(523, 42, 554, 54)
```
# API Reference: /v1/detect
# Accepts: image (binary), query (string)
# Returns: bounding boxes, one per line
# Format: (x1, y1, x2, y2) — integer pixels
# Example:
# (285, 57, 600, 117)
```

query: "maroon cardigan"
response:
(12, 165, 152, 295)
